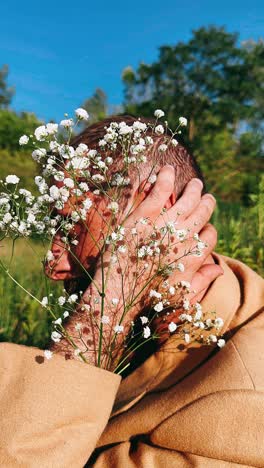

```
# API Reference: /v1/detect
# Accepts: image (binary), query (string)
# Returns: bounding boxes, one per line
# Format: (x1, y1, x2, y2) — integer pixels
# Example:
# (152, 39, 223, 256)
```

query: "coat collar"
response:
(112, 253, 264, 416)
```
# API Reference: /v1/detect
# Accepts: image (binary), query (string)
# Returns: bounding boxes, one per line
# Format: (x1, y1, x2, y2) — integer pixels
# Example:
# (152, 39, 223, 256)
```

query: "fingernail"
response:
(192, 178, 203, 188)
(203, 193, 216, 203)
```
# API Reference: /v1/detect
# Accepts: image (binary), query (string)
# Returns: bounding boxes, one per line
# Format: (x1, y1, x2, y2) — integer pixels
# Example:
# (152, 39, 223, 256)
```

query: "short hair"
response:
(71, 115, 205, 200)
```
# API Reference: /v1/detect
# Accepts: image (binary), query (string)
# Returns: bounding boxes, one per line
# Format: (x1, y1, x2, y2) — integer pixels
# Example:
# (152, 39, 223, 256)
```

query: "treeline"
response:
(0, 26, 263, 204)
(122, 26, 264, 204)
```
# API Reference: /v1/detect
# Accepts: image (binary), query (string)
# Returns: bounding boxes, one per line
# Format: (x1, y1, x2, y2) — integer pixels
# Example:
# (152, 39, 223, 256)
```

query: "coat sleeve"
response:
(0, 342, 121, 467)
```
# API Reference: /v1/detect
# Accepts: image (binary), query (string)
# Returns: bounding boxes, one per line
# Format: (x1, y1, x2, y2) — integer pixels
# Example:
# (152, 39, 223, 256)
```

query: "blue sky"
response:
(1, 0, 263, 122)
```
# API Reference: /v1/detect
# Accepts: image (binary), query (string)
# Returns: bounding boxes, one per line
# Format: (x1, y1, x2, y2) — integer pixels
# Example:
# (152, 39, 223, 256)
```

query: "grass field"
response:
(0, 178, 263, 348)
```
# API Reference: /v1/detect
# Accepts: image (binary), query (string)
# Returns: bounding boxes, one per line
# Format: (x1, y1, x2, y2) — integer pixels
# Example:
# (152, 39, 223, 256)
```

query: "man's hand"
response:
(52, 166, 223, 367)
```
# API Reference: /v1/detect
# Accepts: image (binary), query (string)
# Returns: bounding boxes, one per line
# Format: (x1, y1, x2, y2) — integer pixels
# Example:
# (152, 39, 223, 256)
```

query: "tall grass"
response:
(0, 239, 62, 347)
(0, 176, 263, 348)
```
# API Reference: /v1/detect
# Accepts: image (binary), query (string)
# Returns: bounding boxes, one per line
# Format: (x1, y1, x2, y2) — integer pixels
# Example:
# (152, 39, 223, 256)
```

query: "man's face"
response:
(45, 188, 110, 282)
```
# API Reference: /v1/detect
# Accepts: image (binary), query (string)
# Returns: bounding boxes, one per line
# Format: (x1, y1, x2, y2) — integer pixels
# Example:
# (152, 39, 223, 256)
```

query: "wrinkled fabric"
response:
(0, 254, 263, 467)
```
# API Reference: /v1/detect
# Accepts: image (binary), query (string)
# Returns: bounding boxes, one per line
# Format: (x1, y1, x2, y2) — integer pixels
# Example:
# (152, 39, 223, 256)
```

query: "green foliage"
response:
(81, 88, 108, 125)
(0, 239, 62, 346)
(0, 65, 15, 108)
(0, 109, 40, 151)
(0, 149, 38, 193)
(123, 26, 264, 204)
(213, 175, 264, 274)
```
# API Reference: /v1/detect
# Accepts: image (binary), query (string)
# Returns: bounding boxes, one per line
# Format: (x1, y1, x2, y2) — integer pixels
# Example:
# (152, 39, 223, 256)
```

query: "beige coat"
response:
(0, 254, 264, 467)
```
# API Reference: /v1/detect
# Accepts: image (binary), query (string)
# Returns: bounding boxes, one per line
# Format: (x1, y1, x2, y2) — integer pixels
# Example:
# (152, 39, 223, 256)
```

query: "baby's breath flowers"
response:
(0, 107, 225, 373)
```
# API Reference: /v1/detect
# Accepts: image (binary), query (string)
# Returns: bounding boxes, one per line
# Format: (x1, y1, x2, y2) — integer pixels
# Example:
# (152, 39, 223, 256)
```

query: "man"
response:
(0, 116, 264, 467)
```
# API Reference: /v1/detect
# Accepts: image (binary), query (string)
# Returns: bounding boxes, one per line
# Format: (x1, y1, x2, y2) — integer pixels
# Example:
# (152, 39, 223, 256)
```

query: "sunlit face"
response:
(45, 187, 110, 282)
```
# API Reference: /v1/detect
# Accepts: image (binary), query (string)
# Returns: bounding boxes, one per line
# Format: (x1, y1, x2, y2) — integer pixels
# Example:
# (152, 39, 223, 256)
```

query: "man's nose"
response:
(44, 237, 77, 281)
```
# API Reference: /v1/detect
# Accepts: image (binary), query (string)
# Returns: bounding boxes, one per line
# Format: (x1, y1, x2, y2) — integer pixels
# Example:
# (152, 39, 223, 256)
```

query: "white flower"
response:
(184, 333, 190, 344)
(154, 301, 164, 312)
(60, 118, 74, 128)
(71, 239, 79, 245)
(105, 156, 113, 165)
(3, 213, 12, 224)
(148, 174, 157, 184)
(92, 174, 105, 182)
(154, 109, 165, 118)
(63, 311, 69, 318)
(41, 296, 48, 307)
(0, 197, 9, 206)
(101, 315, 110, 324)
(118, 245, 127, 254)
(168, 322, 177, 333)
(49, 185, 60, 200)
(197, 241, 206, 250)
(215, 317, 224, 329)
(176, 229, 188, 241)
(194, 309, 203, 321)
(68, 294, 78, 304)
(169, 286, 175, 295)
(74, 348, 81, 356)
(145, 136, 154, 145)
(35, 125, 49, 141)
(176, 262, 185, 272)
(64, 178, 74, 188)
(150, 290, 162, 299)
(54, 171, 65, 182)
(140, 316, 149, 325)
(75, 108, 89, 120)
(44, 350, 53, 360)
(6, 175, 20, 184)
(46, 123, 58, 134)
(79, 182, 89, 192)
(46, 250, 54, 262)
(83, 198, 93, 210)
(171, 138, 178, 147)
(75, 323, 82, 331)
(132, 121, 147, 131)
(19, 135, 29, 145)
(206, 318, 213, 328)
(51, 331, 61, 342)
(217, 338, 226, 348)
(158, 144, 168, 152)
(54, 318, 62, 326)
(119, 123, 133, 135)
(179, 117, 187, 127)
(143, 326, 151, 339)
(114, 325, 124, 334)
(155, 125, 164, 135)
(108, 201, 119, 214)
(209, 334, 217, 343)
(183, 299, 190, 310)
(71, 211, 80, 222)
(111, 298, 119, 306)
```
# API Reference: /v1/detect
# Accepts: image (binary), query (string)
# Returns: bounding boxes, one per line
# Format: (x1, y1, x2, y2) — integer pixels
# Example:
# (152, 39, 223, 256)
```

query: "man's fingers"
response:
(190, 263, 224, 303)
(168, 178, 203, 219)
(133, 165, 175, 219)
(185, 194, 216, 231)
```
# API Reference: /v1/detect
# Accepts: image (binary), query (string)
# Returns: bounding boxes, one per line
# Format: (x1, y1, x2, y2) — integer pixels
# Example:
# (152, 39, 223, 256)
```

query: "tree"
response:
(122, 26, 264, 203)
(0, 110, 40, 151)
(0, 65, 15, 108)
(81, 88, 108, 125)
